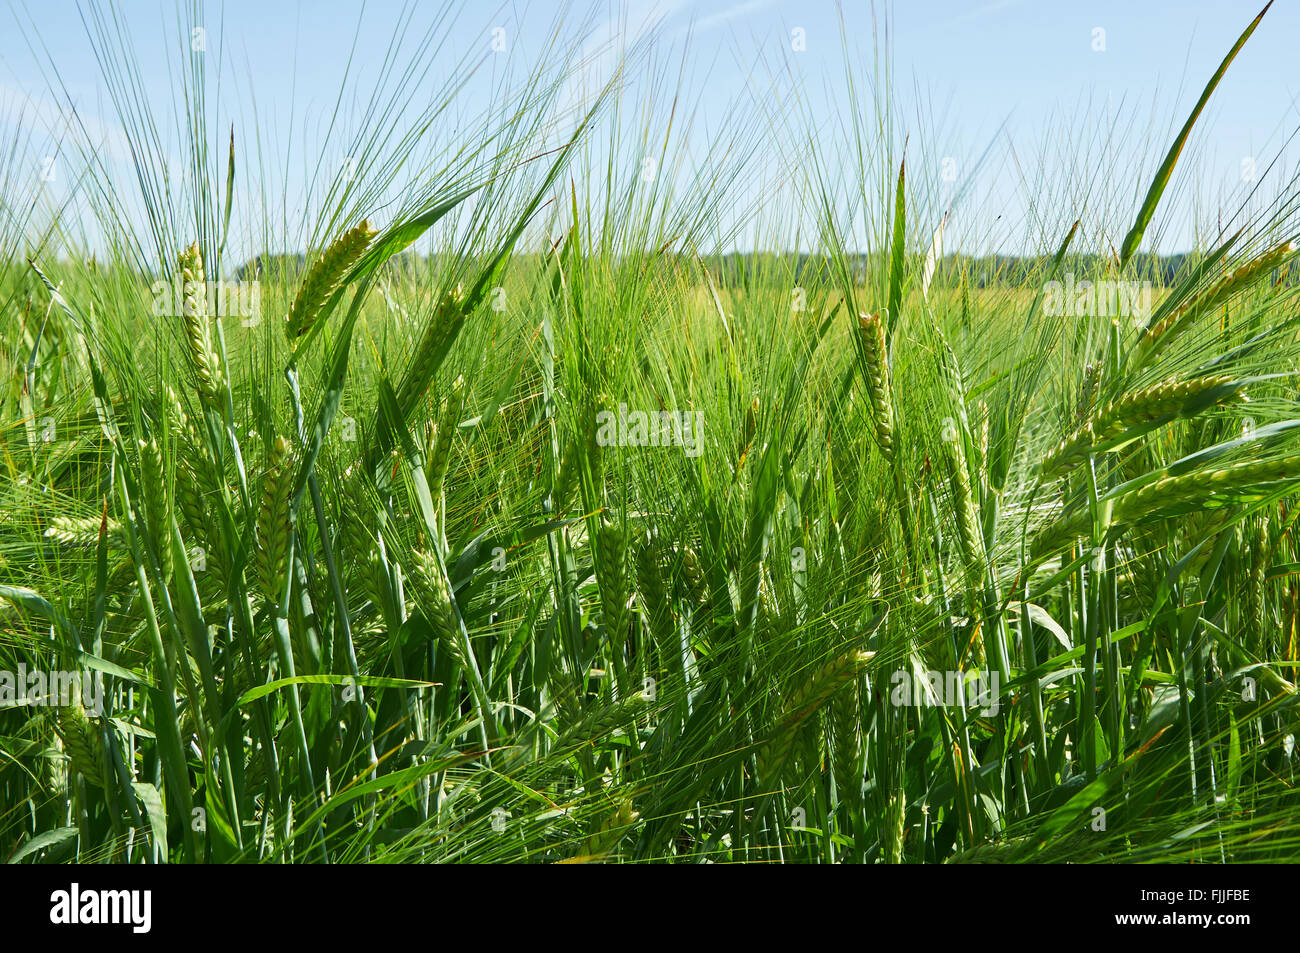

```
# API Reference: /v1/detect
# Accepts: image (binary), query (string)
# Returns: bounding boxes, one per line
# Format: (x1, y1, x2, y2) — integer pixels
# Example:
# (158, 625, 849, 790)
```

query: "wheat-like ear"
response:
(635, 530, 672, 660)
(175, 463, 210, 552)
(45, 515, 124, 547)
(1112, 455, 1300, 522)
(581, 798, 639, 861)
(943, 436, 983, 584)
(560, 687, 651, 744)
(397, 284, 468, 410)
(178, 242, 222, 408)
(138, 436, 172, 582)
(1040, 374, 1245, 479)
(552, 434, 579, 512)
(1032, 453, 1300, 560)
(341, 498, 385, 609)
(1243, 514, 1270, 655)
(56, 704, 106, 788)
(582, 397, 607, 498)
(425, 374, 465, 501)
(593, 520, 630, 641)
(254, 435, 294, 606)
(285, 220, 377, 341)
(829, 682, 862, 801)
(411, 547, 470, 672)
(758, 649, 874, 786)
(1140, 241, 1295, 358)
(857, 312, 895, 459)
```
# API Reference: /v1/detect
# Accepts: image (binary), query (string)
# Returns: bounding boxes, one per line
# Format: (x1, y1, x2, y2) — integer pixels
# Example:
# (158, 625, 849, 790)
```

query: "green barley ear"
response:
(285, 220, 377, 341)
(397, 283, 469, 411)
(945, 837, 1031, 864)
(857, 312, 895, 459)
(1244, 514, 1270, 656)
(548, 668, 583, 727)
(175, 464, 209, 554)
(163, 382, 188, 431)
(757, 563, 777, 624)
(342, 501, 385, 609)
(178, 242, 222, 408)
(45, 515, 124, 547)
(635, 530, 672, 660)
(829, 681, 862, 802)
(943, 435, 983, 584)
(677, 544, 711, 613)
(1139, 241, 1295, 359)
(254, 435, 294, 606)
(741, 394, 759, 456)
(1040, 374, 1245, 479)
(411, 547, 470, 672)
(583, 397, 607, 499)
(563, 688, 651, 743)
(552, 434, 578, 513)
(138, 437, 173, 582)
(1115, 455, 1300, 522)
(884, 785, 907, 864)
(175, 428, 230, 583)
(1033, 453, 1300, 560)
(960, 269, 971, 328)
(1075, 361, 1102, 422)
(56, 703, 105, 788)
(425, 375, 465, 501)
(758, 649, 873, 786)
(593, 520, 630, 641)
(581, 798, 639, 861)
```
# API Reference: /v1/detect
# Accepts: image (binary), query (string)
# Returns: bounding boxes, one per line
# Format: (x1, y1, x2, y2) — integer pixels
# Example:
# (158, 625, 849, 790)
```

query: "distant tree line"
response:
(700, 251, 1296, 291)
(220, 249, 1293, 291)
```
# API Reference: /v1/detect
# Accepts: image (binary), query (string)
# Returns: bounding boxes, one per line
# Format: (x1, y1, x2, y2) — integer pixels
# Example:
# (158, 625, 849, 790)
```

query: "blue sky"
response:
(2, 1, 1296, 255)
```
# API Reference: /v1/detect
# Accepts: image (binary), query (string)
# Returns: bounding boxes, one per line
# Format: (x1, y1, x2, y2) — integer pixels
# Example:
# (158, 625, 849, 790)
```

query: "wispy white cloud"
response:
(687, 0, 781, 35)
(939, 0, 1019, 29)
(557, 0, 687, 120)
(0, 81, 132, 164)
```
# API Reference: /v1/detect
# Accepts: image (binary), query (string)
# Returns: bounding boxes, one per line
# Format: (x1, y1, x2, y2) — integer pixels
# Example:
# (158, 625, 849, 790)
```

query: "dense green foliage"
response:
(2, 3, 1298, 863)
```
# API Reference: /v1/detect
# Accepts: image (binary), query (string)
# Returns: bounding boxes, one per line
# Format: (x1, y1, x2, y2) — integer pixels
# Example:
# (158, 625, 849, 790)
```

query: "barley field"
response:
(2, 2, 1299, 866)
